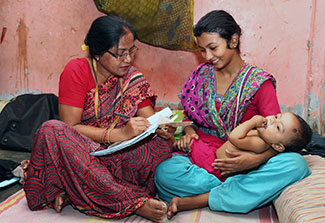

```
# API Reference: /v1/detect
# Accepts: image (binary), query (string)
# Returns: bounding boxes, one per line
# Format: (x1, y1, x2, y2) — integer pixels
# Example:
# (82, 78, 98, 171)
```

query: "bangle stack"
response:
(102, 128, 113, 145)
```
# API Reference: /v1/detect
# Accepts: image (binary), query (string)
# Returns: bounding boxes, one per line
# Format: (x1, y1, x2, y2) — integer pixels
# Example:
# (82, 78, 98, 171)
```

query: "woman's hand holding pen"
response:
(122, 117, 150, 140)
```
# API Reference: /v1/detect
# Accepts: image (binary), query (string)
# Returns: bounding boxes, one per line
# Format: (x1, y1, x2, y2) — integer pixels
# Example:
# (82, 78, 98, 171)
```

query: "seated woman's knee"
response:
(154, 160, 172, 185)
(40, 119, 63, 128)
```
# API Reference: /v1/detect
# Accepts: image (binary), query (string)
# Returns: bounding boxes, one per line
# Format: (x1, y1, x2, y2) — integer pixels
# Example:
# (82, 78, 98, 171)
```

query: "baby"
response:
(190, 112, 313, 180)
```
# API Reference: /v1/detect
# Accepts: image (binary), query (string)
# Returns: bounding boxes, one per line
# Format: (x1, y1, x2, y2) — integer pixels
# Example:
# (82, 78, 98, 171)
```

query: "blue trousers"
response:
(154, 152, 310, 213)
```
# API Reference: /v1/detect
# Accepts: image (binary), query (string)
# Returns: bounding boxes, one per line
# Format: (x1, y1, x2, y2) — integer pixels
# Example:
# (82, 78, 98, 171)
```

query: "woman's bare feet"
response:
(167, 194, 209, 220)
(54, 192, 70, 213)
(135, 198, 167, 222)
(167, 197, 180, 219)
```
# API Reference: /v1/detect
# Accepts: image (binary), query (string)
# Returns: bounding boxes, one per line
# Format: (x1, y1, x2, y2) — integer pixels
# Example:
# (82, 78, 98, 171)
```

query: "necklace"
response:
(90, 58, 124, 128)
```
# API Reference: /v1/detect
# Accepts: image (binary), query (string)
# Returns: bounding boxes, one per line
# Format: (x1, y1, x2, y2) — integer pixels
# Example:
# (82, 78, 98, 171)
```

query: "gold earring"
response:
(233, 39, 237, 48)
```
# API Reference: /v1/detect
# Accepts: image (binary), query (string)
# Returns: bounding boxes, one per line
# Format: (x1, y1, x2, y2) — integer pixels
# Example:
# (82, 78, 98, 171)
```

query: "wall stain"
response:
(1, 27, 7, 43)
(0, 89, 40, 101)
(281, 97, 324, 135)
(70, 26, 77, 33)
(47, 72, 54, 80)
(16, 17, 29, 90)
(269, 47, 277, 55)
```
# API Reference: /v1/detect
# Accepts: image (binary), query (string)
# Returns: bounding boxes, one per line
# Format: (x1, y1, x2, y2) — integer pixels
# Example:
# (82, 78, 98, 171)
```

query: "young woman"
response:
(23, 15, 175, 223)
(154, 10, 310, 219)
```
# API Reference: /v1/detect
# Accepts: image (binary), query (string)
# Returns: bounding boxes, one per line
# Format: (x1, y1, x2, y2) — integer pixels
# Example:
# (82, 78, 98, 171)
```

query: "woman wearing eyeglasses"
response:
(23, 15, 174, 222)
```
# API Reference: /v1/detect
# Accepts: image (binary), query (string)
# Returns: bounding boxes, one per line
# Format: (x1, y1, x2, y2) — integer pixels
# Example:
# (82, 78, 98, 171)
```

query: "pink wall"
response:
(1, 0, 324, 134)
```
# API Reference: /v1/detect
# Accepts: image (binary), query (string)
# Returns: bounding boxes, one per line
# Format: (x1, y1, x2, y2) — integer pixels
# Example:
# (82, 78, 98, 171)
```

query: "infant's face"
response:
(257, 112, 299, 147)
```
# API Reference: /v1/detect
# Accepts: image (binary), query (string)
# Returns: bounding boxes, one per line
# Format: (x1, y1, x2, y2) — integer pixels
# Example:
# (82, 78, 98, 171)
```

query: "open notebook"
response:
(90, 107, 192, 156)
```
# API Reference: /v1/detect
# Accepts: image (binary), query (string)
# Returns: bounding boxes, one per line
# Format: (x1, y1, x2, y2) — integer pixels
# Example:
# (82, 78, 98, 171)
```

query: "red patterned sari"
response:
(23, 60, 173, 219)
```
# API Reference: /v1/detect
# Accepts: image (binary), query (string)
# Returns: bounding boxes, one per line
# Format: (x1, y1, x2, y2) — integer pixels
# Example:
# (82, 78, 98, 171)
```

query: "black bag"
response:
(301, 132, 325, 158)
(0, 159, 19, 182)
(0, 94, 59, 152)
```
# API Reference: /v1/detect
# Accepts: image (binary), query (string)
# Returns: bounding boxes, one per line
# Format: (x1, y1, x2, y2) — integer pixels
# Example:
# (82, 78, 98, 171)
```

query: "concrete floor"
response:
(0, 149, 31, 203)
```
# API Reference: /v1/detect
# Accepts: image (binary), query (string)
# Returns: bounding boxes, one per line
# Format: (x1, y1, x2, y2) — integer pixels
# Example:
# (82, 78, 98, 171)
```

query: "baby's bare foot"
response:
(54, 192, 70, 213)
(167, 197, 180, 219)
(135, 198, 167, 222)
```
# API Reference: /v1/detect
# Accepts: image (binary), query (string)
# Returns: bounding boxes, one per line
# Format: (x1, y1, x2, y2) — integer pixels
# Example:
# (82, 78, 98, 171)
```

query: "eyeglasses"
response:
(106, 45, 138, 61)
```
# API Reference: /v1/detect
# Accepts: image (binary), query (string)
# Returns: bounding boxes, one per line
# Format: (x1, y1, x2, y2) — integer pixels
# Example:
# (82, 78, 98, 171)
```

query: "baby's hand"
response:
(251, 115, 266, 128)
(155, 125, 177, 140)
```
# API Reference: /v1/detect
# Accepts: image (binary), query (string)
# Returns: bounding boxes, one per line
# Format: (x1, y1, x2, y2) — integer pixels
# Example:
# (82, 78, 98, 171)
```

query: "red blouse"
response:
(59, 58, 151, 109)
(215, 80, 281, 121)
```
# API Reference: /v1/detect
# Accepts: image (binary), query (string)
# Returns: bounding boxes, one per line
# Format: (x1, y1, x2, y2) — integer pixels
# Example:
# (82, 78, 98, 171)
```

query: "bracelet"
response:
(102, 128, 112, 145)
(102, 128, 113, 145)
(105, 128, 113, 144)
(101, 128, 108, 145)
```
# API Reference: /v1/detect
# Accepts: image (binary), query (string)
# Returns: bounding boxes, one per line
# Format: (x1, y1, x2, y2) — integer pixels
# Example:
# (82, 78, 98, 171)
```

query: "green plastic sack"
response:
(94, 0, 196, 50)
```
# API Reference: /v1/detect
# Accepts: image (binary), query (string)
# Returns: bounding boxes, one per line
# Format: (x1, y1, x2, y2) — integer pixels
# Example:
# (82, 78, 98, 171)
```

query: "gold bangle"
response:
(105, 128, 113, 144)
(102, 128, 109, 145)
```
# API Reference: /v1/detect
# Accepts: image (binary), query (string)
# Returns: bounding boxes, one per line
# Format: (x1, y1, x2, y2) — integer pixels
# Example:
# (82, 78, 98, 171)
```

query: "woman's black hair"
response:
(193, 10, 242, 53)
(84, 15, 136, 58)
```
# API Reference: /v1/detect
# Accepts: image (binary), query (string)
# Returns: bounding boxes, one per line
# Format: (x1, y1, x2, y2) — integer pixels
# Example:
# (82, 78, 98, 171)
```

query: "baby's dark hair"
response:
(285, 113, 313, 152)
